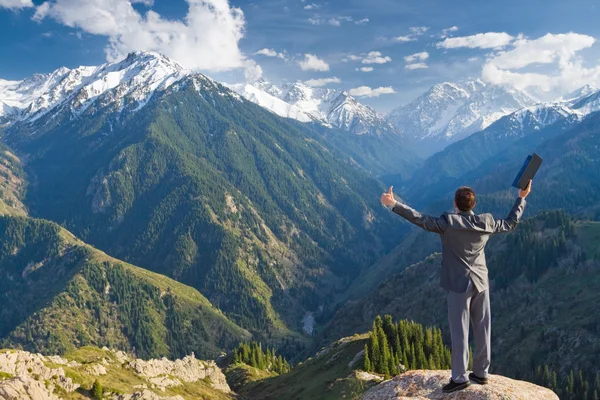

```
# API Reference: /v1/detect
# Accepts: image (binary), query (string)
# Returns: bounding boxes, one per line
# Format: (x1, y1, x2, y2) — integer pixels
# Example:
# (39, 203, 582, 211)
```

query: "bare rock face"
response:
(0, 351, 79, 393)
(0, 376, 58, 400)
(128, 352, 230, 393)
(361, 370, 559, 400)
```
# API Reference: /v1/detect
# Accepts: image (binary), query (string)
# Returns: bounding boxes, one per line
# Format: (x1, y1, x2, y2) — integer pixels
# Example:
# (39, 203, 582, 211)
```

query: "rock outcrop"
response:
(0, 348, 231, 400)
(361, 370, 559, 400)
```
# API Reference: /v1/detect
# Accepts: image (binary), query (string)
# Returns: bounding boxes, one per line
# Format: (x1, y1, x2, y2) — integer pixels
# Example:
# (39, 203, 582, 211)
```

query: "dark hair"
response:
(455, 186, 476, 212)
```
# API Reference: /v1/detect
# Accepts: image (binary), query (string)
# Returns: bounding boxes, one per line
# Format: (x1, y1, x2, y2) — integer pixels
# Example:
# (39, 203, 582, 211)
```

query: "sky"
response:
(1, 0, 600, 112)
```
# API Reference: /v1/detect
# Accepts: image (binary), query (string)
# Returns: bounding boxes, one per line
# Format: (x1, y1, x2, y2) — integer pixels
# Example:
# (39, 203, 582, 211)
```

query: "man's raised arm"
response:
(380, 186, 448, 234)
(491, 179, 531, 233)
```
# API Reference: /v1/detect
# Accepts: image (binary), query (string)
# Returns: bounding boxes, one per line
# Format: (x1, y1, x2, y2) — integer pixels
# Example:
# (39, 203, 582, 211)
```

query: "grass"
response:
(239, 334, 379, 400)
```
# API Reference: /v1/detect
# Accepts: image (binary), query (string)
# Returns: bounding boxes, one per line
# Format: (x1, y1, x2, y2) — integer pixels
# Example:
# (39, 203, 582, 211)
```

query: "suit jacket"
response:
(392, 197, 526, 293)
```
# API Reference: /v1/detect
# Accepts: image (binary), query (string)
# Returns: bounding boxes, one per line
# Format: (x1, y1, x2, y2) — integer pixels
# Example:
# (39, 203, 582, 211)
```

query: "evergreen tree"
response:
(92, 380, 103, 400)
(363, 344, 372, 371)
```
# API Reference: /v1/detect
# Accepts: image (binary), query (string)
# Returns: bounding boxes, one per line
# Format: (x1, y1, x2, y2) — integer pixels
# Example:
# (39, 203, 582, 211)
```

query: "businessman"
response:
(380, 181, 531, 393)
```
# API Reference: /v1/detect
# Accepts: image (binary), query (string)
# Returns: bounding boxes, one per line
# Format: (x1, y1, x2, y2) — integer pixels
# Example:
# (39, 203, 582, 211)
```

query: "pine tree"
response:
(363, 344, 372, 372)
(92, 380, 103, 400)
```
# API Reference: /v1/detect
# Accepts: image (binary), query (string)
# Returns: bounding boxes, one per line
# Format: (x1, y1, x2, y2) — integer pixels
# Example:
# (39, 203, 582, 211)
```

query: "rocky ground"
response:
(0, 347, 232, 400)
(362, 370, 559, 400)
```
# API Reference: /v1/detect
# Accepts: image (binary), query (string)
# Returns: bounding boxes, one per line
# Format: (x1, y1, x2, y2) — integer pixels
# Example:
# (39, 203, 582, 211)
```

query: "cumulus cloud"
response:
(404, 52, 429, 70)
(394, 35, 415, 43)
(409, 26, 429, 36)
(362, 51, 392, 64)
(348, 86, 396, 98)
(254, 48, 287, 60)
(405, 63, 428, 70)
(481, 32, 600, 96)
(441, 25, 458, 38)
(304, 77, 341, 87)
(436, 32, 514, 49)
(0, 0, 33, 9)
(298, 53, 330, 71)
(392, 26, 428, 43)
(355, 18, 369, 25)
(303, 3, 319, 10)
(356, 67, 373, 72)
(328, 16, 352, 26)
(32, 0, 247, 72)
(404, 51, 429, 63)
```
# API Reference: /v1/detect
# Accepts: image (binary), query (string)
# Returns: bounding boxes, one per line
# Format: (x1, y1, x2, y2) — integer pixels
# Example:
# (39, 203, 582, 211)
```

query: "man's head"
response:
(454, 186, 476, 212)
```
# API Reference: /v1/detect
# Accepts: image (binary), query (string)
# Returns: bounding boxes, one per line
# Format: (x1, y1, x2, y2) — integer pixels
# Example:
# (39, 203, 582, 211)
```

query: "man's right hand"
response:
(519, 179, 532, 199)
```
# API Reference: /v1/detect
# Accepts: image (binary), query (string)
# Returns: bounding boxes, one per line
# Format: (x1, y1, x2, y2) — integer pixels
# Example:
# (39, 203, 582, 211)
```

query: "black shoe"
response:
(442, 379, 471, 393)
(469, 372, 489, 385)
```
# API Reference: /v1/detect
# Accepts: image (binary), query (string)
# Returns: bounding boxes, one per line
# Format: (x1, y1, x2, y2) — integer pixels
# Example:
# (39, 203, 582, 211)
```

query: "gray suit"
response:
(391, 197, 526, 383)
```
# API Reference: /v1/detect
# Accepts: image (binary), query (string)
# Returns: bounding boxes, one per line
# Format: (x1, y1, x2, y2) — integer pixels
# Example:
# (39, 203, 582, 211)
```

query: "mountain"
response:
(0, 51, 408, 343)
(230, 79, 399, 137)
(0, 215, 251, 360)
(0, 51, 187, 124)
(323, 211, 600, 398)
(386, 79, 536, 155)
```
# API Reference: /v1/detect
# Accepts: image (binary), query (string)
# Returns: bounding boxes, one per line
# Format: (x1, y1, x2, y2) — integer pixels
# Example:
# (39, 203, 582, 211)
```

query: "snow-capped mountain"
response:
(386, 79, 536, 148)
(0, 51, 189, 124)
(229, 79, 399, 136)
(482, 85, 600, 138)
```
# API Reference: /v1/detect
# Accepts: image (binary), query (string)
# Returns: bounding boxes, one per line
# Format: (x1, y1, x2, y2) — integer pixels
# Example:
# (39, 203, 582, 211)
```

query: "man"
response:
(380, 181, 531, 393)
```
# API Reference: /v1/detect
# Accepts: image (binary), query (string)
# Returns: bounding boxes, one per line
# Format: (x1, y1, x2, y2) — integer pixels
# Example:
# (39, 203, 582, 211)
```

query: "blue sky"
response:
(2, 0, 600, 112)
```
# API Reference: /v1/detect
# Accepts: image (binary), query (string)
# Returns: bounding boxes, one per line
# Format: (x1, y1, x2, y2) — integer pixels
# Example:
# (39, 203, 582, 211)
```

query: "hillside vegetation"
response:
(0, 215, 250, 360)
(4, 74, 406, 340)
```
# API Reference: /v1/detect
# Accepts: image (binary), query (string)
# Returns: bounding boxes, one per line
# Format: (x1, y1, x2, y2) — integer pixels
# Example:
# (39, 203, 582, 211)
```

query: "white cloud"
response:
(436, 32, 514, 49)
(356, 67, 373, 72)
(348, 86, 396, 98)
(298, 53, 330, 71)
(33, 0, 247, 72)
(392, 26, 428, 43)
(244, 59, 263, 82)
(405, 63, 428, 70)
(0, 0, 33, 9)
(394, 35, 416, 43)
(486, 32, 594, 69)
(355, 18, 369, 25)
(362, 51, 392, 64)
(409, 26, 429, 36)
(328, 16, 352, 26)
(303, 3, 319, 10)
(308, 17, 321, 25)
(254, 48, 287, 60)
(481, 32, 600, 96)
(304, 77, 341, 87)
(404, 51, 429, 63)
(343, 54, 361, 62)
(441, 25, 458, 38)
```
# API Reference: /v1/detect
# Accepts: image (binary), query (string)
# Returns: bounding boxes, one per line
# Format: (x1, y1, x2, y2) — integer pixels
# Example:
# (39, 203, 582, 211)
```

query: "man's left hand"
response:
(381, 186, 397, 207)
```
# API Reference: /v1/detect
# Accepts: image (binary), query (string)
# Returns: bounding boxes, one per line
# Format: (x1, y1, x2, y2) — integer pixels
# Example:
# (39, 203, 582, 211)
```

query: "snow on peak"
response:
(386, 80, 536, 143)
(0, 51, 189, 123)
(229, 79, 398, 136)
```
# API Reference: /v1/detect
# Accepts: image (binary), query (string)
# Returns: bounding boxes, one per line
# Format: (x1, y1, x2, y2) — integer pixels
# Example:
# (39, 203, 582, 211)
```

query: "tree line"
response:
(232, 341, 291, 374)
(363, 315, 452, 378)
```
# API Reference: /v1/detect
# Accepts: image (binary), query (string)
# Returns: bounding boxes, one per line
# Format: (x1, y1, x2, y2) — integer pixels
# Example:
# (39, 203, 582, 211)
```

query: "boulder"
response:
(361, 370, 559, 400)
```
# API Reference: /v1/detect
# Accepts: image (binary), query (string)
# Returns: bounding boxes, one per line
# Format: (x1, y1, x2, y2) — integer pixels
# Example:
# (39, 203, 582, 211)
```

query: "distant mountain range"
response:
(229, 79, 399, 137)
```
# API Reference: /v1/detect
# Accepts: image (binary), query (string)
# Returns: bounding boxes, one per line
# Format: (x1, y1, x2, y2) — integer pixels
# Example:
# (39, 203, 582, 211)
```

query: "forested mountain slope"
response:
(0, 215, 251, 360)
(1, 53, 408, 339)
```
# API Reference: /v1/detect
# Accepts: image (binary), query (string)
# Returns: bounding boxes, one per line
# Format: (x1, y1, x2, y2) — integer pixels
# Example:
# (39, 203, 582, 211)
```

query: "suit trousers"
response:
(447, 280, 491, 383)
